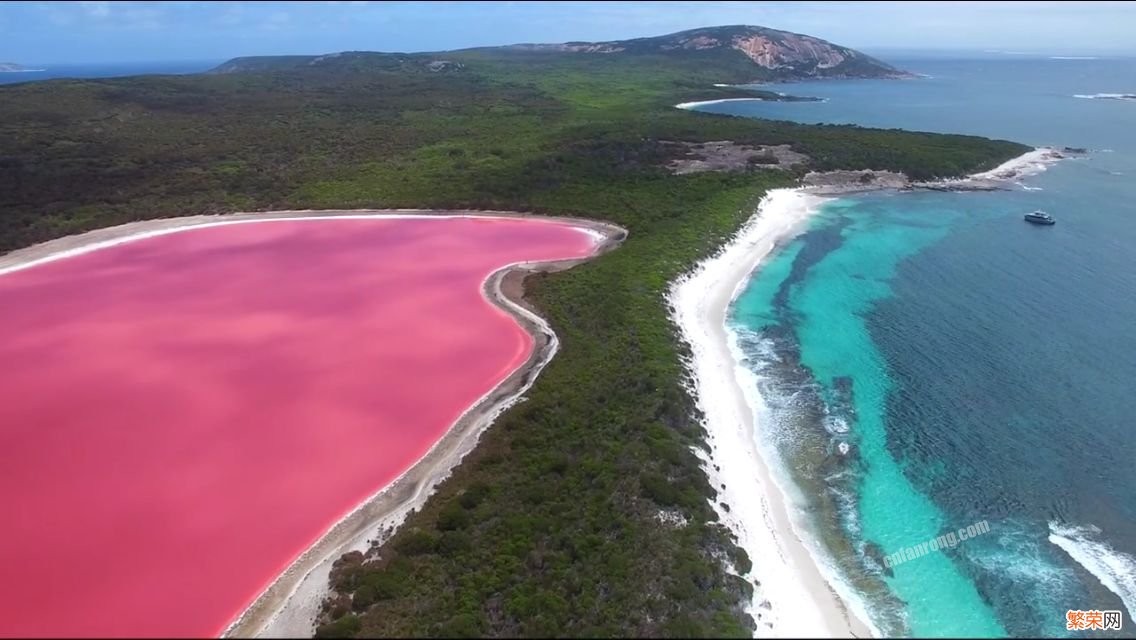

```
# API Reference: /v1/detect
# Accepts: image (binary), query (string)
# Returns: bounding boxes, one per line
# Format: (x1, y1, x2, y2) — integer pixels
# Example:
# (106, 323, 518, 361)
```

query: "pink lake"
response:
(0, 216, 599, 637)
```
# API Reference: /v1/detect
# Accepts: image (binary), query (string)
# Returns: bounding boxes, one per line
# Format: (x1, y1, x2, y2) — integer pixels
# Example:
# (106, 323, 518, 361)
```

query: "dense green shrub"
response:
(313, 613, 360, 639)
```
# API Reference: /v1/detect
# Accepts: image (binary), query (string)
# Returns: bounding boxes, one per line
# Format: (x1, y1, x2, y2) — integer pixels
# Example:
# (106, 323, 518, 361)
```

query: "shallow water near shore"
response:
(716, 57, 1136, 636)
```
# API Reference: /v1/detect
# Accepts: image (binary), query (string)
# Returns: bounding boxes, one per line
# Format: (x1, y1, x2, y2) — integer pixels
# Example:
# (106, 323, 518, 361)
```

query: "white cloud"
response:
(79, 1, 112, 19)
(261, 11, 292, 31)
(217, 3, 247, 27)
(34, 1, 167, 30)
(38, 1, 78, 26)
(120, 6, 163, 30)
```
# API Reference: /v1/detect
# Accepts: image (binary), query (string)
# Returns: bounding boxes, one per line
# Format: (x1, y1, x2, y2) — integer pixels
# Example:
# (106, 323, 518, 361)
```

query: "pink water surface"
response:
(0, 216, 599, 637)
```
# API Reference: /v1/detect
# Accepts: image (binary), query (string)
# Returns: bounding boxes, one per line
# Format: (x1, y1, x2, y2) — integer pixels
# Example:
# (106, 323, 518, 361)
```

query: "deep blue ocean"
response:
(0, 60, 219, 85)
(706, 57, 1136, 637)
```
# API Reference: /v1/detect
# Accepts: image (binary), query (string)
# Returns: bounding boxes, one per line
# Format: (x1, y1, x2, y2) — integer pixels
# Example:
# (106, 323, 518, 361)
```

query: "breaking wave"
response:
(725, 324, 886, 637)
(1073, 93, 1136, 101)
(1048, 522, 1136, 619)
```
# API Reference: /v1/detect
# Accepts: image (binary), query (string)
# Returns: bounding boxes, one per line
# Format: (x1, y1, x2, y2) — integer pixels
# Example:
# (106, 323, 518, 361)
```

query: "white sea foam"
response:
(1073, 93, 1136, 101)
(1049, 522, 1136, 619)
(669, 189, 879, 637)
(969, 522, 1078, 592)
(826, 416, 851, 435)
(726, 318, 882, 638)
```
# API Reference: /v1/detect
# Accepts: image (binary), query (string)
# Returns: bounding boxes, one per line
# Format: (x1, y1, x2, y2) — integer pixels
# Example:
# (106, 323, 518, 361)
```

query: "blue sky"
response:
(2, 1, 1134, 64)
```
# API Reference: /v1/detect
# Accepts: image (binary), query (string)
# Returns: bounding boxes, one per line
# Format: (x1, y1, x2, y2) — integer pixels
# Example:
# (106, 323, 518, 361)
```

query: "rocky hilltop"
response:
(210, 25, 910, 81)
(507, 25, 911, 80)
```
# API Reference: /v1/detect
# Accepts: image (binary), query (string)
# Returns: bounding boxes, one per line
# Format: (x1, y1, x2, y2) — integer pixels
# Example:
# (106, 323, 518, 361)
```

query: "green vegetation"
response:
(0, 42, 1028, 637)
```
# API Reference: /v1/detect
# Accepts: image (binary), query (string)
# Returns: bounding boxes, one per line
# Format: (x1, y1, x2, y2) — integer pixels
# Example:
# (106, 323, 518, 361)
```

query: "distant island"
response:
(0, 63, 44, 73)
(211, 24, 913, 82)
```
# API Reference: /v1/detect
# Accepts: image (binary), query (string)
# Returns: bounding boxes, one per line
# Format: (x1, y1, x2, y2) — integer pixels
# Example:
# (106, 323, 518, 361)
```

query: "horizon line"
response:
(16, 46, 1136, 68)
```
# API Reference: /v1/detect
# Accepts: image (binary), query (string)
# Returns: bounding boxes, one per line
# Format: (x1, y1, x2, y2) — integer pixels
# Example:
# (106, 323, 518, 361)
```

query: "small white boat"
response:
(1024, 210, 1056, 225)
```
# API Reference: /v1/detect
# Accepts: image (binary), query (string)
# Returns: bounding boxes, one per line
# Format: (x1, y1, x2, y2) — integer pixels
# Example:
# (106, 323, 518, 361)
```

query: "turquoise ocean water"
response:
(704, 56, 1136, 637)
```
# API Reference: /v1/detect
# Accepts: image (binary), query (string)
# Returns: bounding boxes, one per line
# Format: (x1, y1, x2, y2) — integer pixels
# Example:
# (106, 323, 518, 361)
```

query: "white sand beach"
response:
(970, 146, 1066, 181)
(675, 97, 769, 110)
(669, 188, 874, 638)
